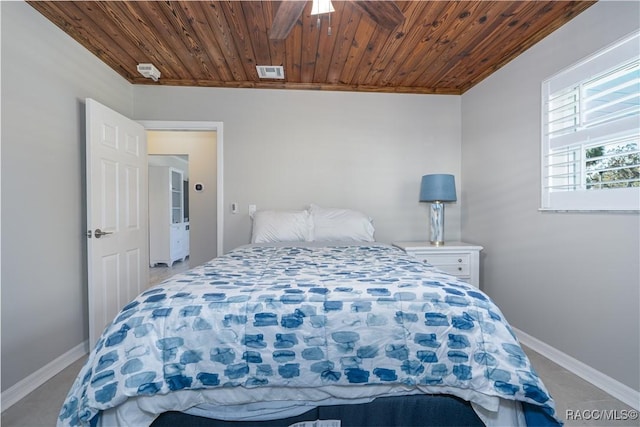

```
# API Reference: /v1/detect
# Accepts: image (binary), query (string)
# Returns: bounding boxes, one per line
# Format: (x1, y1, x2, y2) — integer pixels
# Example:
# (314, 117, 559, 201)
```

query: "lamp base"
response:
(429, 202, 445, 246)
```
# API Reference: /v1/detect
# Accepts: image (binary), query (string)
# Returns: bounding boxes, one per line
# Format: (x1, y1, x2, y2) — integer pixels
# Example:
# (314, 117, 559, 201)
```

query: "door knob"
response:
(94, 228, 113, 238)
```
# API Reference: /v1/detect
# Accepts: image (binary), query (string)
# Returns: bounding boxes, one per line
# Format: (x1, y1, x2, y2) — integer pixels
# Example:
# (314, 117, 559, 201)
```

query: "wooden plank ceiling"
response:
(28, 1, 595, 95)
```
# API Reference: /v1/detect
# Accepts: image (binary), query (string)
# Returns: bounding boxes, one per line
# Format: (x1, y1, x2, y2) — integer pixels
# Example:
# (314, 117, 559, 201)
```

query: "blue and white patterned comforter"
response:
(58, 243, 559, 426)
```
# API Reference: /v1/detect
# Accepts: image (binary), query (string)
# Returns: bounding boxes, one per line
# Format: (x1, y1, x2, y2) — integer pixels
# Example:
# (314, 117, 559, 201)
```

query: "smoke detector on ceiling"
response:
(137, 63, 161, 81)
(256, 65, 285, 79)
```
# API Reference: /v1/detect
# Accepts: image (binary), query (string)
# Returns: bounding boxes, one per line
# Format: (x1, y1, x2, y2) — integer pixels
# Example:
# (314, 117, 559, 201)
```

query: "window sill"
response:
(538, 208, 639, 214)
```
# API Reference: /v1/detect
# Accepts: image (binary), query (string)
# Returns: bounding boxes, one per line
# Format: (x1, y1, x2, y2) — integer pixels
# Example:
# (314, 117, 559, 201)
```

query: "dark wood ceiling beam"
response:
(269, 1, 307, 40)
(359, 1, 431, 86)
(348, 0, 405, 29)
(349, 2, 426, 85)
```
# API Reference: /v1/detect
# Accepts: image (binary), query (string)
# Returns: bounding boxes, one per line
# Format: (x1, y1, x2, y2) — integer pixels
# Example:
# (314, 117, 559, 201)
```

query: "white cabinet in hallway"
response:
(149, 166, 189, 266)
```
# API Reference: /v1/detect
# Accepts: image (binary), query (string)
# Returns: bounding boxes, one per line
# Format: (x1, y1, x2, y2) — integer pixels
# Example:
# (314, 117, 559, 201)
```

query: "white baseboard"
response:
(1, 341, 88, 411)
(513, 327, 639, 411)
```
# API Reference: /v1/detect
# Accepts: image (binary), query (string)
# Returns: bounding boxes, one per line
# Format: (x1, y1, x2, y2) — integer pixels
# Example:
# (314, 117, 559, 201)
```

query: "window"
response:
(541, 31, 639, 211)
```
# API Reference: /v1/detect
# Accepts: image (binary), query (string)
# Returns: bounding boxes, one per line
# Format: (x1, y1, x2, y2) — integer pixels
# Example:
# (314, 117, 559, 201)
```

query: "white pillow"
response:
(310, 204, 375, 242)
(251, 210, 313, 243)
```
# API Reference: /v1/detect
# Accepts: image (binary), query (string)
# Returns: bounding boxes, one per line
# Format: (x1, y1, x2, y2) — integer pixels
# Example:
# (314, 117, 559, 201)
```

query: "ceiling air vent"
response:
(256, 65, 285, 79)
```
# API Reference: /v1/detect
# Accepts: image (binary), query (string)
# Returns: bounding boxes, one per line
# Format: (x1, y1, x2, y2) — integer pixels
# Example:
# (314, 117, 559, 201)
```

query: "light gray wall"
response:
(461, 1, 640, 391)
(133, 86, 462, 252)
(1, 2, 134, 390)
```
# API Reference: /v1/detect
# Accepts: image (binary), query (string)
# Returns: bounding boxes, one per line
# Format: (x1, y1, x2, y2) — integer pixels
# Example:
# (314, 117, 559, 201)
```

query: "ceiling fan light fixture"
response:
(311, 0, 334, 35)
(310, 0, 334, 16)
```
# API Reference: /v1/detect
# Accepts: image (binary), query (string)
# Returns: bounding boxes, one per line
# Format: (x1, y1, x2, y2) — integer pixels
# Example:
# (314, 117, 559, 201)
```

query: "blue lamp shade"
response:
(419, 174, 457, 202)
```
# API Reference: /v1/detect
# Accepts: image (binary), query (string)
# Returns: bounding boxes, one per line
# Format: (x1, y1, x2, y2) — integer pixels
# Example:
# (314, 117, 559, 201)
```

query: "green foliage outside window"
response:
(585, 142, 640, 189)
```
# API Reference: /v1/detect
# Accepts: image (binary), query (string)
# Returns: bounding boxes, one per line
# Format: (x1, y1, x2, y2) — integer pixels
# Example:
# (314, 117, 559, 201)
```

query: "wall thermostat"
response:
(194, 183, 204, 192)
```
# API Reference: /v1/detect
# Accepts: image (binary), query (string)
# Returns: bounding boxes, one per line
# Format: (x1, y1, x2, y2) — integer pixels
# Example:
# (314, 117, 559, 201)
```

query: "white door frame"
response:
(139, 121, 224, 256)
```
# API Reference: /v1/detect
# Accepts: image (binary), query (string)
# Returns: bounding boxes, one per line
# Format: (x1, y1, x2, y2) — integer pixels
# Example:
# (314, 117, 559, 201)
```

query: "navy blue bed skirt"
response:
(150, 394, 484, 427)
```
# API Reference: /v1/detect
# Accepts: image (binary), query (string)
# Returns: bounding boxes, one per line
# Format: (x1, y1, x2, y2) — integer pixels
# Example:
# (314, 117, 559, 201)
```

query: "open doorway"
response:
(148, 154, 191, 285)
(143, 125, 222, 286)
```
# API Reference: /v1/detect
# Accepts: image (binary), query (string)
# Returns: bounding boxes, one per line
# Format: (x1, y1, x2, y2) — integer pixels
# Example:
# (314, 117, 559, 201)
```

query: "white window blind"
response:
(541, 31, 640, 211)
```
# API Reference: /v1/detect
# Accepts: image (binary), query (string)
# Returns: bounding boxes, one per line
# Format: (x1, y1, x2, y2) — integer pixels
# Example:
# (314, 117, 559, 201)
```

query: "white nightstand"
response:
(392, 241, 483, 288)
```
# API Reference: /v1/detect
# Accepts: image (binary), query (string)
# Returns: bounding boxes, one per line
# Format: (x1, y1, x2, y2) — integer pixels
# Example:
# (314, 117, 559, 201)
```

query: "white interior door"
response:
(86, 98, 148, 350)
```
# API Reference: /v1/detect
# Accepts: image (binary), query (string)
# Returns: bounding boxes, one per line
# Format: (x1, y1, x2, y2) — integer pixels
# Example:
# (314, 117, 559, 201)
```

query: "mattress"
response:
(57, 243, 560, 426)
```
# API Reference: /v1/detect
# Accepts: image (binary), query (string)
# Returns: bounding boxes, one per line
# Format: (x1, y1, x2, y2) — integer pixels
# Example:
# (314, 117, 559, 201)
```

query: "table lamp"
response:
(419, 174, 456, 246)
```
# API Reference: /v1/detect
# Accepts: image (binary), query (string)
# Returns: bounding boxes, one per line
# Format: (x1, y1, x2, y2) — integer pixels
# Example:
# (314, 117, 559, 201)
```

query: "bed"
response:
(58, 208, 561, 427)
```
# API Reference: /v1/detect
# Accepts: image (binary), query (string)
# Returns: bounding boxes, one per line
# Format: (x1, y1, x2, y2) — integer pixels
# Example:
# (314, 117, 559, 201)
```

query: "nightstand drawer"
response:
(415, 254, 470, 275)
(415, 253, 469, 266)
(392, 241, 483, 288)
(435, 263, 470, 276)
